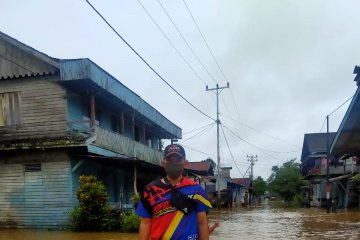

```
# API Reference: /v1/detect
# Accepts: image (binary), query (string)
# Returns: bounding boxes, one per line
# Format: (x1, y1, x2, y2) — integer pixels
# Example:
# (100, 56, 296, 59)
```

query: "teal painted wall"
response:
(71, 159, 135, 209)
(0, 150, 73, 229)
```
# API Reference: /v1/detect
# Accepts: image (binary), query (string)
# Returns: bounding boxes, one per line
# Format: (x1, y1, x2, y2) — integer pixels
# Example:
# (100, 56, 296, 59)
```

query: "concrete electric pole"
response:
(247, 154, 257, 204)
(206, 83, 229, 208)
(247, 154, 258, 180)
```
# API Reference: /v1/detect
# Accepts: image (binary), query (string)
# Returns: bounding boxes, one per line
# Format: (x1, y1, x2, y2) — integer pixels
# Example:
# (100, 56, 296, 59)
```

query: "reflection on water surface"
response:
(0, 201, 359, 240)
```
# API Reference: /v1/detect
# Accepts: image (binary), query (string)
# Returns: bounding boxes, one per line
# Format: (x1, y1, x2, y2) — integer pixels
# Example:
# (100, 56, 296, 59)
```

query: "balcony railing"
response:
(67, 121, 163, 165)
(306, 164, 360, 177)
(94, 126, 162, 165)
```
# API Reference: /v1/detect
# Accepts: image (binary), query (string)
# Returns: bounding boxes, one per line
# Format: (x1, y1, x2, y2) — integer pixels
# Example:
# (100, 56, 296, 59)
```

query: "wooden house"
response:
(329, 65, 360, 208)
(0, 32, 181, 228)
(184, 159, 215, 192)
(301, 65, 360, 209)
(232, 178, 251, 206)
(300, 133, 336, 207)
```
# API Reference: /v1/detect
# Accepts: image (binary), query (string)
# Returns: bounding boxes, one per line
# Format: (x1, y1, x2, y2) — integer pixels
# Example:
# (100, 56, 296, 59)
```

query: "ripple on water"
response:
(208, 202, 360, 240)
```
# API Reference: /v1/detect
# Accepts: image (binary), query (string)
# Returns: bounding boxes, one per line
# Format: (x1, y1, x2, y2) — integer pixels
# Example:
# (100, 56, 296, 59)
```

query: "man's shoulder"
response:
(145, 179, 163, 188)
(179, 177, 201, 188)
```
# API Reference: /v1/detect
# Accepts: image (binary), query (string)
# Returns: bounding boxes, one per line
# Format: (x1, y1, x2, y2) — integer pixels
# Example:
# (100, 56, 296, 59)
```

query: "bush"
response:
(71, 175, 114, 231)
(292, 194, 305, 208)
(122, 210, 140, 232)
(352, 173, 360, 189)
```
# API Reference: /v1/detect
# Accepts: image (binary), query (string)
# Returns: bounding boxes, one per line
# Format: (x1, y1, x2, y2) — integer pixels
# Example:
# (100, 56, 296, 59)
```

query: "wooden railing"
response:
(93, 126, 162, 165)
(67, 121, 163, 165)
(306, 164, 360, 177)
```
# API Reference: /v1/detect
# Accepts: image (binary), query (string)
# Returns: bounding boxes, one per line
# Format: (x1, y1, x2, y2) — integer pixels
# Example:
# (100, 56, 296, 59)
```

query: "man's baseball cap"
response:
(164, 144, 186, 159)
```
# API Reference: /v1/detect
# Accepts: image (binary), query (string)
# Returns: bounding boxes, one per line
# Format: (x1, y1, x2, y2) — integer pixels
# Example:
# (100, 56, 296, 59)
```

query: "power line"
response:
(220, 124, 244, 176)
(222, 114, 300, 148)
(328, 95, 354, 117)
(136, 0, 208, 86)
(183, 122, 215, 135)
(180, 123, 215, 144)
(157, 0, 217, 84)
(85, 0, 215, 121)
(182, 0, 228, 85)
(319, 117, 327, 133)
(182, 144, 211, 156)
(320, 95, 354, 132)
(182, 0, 253, 152)
(222, 124, 286, 163)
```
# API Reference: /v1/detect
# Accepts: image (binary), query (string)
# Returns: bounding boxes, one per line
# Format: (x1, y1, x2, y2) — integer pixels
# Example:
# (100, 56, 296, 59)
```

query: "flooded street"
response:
(0, 201, 359, 240)
(208, 201, 360, 240)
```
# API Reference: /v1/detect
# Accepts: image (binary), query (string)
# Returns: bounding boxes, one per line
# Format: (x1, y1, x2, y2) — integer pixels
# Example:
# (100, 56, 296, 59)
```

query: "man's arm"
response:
(139, 217, 151, 240)
(197, 211, 209, 240)
(208, 221, 220, 234)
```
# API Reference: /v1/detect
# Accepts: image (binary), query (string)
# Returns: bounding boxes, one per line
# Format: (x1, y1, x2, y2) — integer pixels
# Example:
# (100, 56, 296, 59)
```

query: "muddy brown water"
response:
(0, 200, 359, 240)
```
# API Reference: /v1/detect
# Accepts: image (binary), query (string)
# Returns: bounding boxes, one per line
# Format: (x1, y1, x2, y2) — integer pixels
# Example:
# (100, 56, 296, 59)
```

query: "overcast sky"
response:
(1, 0, 360, 179)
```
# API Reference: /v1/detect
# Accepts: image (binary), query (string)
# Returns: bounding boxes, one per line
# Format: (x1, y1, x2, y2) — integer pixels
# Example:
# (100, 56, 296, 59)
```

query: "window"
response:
(0, 92, 22, 126)
(24, 163, 42, 172)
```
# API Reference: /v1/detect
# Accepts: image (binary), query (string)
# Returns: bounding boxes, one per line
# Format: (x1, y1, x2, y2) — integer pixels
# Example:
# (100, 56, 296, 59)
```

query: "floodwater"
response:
(0, 200, 359, 240)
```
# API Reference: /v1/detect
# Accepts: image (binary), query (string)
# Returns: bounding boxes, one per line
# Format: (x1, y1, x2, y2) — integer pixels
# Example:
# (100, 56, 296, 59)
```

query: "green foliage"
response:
(292, 194, 305, 208)
(122, 210, 141, 232)
(253, 176, 267, 197)
(71, 175, 113, 231)
(268, 159, 309, 205)
(352, 173, 360, 189)
(131, 193, 141, 205)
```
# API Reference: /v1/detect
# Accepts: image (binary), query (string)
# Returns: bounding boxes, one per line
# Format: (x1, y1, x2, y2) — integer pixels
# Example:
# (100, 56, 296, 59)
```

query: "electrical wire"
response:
(182, 0, 253, 152)
(180, 123, 215, 144)
(136, 0, 208, 86)
(85, 0, 215, 121)
(220, 124, 244, 176)
(222, 124, 286, 163)
(182, 122, 215, 135)
(222, 114, 300, 148)
(182, 144, 211, 156)
(320, 94, 354, 132)
(182, 0, 228, 85)
(328, 94, 354, 117)
(157, 0, 217, 84)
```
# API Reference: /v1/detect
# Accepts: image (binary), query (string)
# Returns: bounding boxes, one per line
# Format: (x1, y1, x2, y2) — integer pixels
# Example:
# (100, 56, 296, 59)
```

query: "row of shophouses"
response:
(0, 32, 250, 228)
(300, 66, 360, 209)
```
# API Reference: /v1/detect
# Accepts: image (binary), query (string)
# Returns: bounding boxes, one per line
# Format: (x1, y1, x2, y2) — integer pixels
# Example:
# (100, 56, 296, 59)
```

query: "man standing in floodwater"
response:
(136, 144, 212, 240)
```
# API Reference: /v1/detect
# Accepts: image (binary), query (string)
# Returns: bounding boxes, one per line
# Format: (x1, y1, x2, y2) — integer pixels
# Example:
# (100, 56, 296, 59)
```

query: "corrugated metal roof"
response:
(59, 59, 181, 139)
(231, 178, 252, 188)
(331, 82, 360, 157)
(300, 132, 336, 162)
(185, 161, 212, 172)
(0, 71, 58, 80)
(0, 31, 181, 139)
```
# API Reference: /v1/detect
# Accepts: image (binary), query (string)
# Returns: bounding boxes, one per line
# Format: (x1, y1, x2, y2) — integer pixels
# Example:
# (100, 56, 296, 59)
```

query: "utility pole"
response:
(326, 115, 330, 213)
(206, 83, 229, 209)
(247, 154, 257, 204)
(247, 155, 257, 180)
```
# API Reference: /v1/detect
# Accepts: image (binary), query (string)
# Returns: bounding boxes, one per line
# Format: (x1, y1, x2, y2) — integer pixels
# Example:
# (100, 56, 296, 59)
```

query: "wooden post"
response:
(120, 112, 124, 135)
(131, 113, 135, 140)
(134, 166, 138, 195)
(141, 125, 146, 144)
(90, 94, 96, 127)
(131, 113, 136, 158)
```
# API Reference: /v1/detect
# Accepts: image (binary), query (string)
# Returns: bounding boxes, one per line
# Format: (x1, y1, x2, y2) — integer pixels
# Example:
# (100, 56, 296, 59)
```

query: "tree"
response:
(71, 175, 113, 231)
(253, 176, 267, 197)
(268, 158, 309, 205)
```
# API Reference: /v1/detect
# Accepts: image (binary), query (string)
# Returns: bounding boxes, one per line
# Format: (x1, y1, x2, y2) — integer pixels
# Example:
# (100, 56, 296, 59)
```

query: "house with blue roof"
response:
(0, 31, 181, 228)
